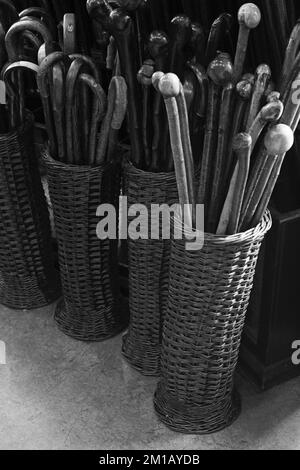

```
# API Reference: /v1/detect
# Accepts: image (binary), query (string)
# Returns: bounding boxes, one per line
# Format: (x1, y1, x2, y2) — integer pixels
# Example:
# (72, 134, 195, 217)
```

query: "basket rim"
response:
(0, 111, 33, 141)
(124, 159, 176, 180)
(173, 210, 272, 246)
(43, 150, 113, 174)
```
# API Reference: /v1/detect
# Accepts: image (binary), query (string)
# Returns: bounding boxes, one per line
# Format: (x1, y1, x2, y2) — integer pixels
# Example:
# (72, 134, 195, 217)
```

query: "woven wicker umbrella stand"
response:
(45, 153, 127, 342)
(122, 162, 178, 376)
(0, 113, 61, 310)
(154, 212, 272, 434)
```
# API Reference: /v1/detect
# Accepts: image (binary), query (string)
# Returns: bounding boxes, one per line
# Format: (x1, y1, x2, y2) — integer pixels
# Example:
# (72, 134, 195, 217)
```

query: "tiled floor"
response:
(0, 302, 299, 450)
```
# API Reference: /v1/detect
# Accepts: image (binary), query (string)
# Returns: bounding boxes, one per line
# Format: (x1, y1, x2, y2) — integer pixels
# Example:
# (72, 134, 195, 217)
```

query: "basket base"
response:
(54, 297, 129, 342)
(154, 383, 241, 435)
(0, 275, 61, 311)
(122, 334, 161, 377)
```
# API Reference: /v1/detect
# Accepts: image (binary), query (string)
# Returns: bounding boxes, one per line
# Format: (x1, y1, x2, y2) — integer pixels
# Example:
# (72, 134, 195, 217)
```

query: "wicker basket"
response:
(122, 162, 178, 376)
(0, 113, 60, 310)
(154, 211, 272, 434)
(44, 153, 127, 342)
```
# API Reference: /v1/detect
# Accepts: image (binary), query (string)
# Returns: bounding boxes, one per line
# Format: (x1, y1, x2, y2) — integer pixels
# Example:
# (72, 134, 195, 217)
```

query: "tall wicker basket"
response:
(154, 212, 272, 434)
(0, 113, 60, 310)
(122, 162, 178, 376)
(44, 153, 127, 341)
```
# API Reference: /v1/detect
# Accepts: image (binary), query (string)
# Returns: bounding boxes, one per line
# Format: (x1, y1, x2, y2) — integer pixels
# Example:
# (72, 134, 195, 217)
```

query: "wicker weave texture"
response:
(122, 162, 178, 376)
(45, 153, 127, 341)
(0, 114, 60, 310)
(154, 212, 272, 434)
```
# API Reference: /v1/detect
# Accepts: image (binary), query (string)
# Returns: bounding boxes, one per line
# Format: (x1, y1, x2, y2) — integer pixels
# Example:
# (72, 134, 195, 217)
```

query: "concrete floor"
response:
(0, 302, 300, 450)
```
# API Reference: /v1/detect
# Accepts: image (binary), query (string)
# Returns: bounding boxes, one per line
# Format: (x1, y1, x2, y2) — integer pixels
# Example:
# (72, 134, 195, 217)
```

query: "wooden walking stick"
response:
(148, 30, 169, 170)
(217, 165, 239, 236)
(69, 53, 100, 160)
(188, 22, 205, 65)
(280, 19, 300, 94)
(52, 63, 65, 162)
(79, 73, 107, 165)
(250, 124, 294, 228)
(208, 80, 235, 233)
(198, 53, 233, 209)
(239, 102, 284, 229)
(158, 73, 193, 228)
(175, 78, 196, 219)
(106, 78, 128, 162)
(169, 15, 192, 80)
(137, 59, 155, 169)
(246, 64, 271, 132)
(223, 78, 253, 187)
(205, 13, 233, 67)
(159, 15, 192, 171)
(248, 100, 284, 150)
(96, 76, 127, 165)
(240, 124, 294, 231)
(187, 61, 208, 132)
(183, 69, 196, 115)
(233, 3, 261, 84)
(37, 52, 71, 157)
(227, 133, 252, 235)
(280, 71, 300, 128)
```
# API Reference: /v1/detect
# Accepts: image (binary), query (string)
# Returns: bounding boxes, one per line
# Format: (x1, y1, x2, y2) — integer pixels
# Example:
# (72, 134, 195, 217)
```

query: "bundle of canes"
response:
(87, 0, 144, 167)
(218, 99, 284, 235)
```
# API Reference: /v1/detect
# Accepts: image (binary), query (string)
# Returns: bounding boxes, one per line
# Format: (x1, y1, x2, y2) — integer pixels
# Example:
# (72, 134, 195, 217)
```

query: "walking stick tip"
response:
(208, 52, 233, 87)
(116, 0, 145, 11)
(264, 124, 294, 155)
(158, 73, 181, 98)
(255, 64, 272, 79)
(233, 132, 252, 150)
(238, 3, 261, 29)
(170, 15, 192, 46)
(242, 73, 255, 84)
(266, 91, 281, 103)
(236, 79, 253, 100)
(137, 60, 155, 86)
(152, 71, 164, 91)
(148, 31, 169, 60)
(261, 101, 284, 122)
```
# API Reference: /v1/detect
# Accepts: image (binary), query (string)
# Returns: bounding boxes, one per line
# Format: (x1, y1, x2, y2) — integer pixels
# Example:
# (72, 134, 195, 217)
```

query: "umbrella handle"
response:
(63, 13, 77, 55)
(2, 60, 39, 128)
(0, 0, 18, 29)
(19, 7, 57, 39)
(5, 19, 54, 61)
